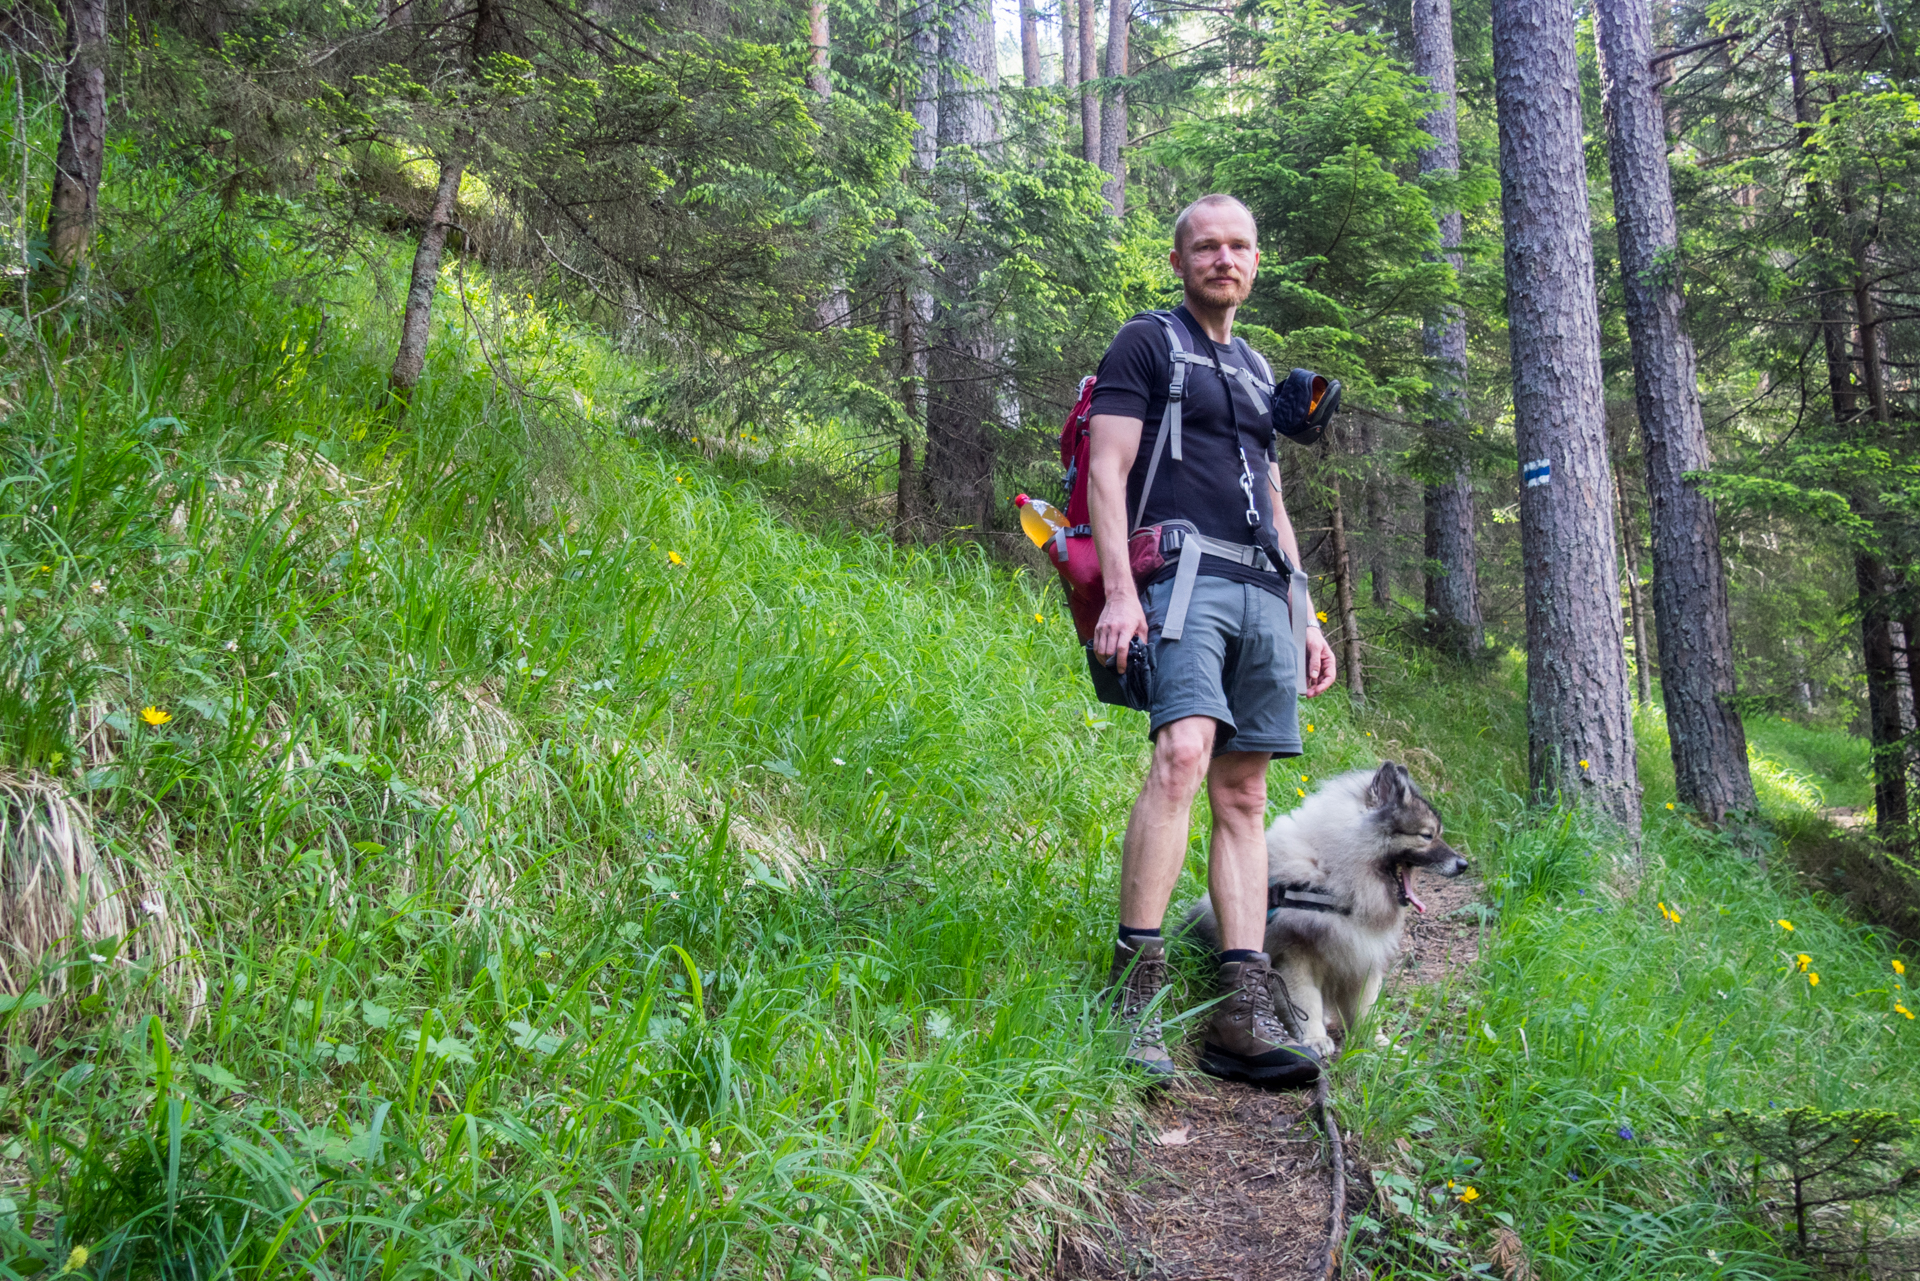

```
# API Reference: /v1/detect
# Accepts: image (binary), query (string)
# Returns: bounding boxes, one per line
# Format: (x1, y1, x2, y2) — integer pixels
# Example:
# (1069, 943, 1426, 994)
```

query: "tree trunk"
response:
(808, 0, 831, 98)
(1615, 469, 1654, 708)
(1787, 9, 1907, 837)
(1021, 0, 1042, 86)
(903, 0, 939, 538)
(925, 0, 1000, 535)
(1366, 471, 1392, 608)
(909, 0, 940, 173)
(1492, 0, 1641, 834)
(46, 0, 108, 271)
(1596, 0, 1756, 821)
(1330, 479, 1367, 705)
(1859, 554, 1910, 832)
(1097, 0, 1126, 213)
(1078, 0, 1099, 165)
(1063, 0, 1079, 128)
(1413, 0, 1484, 658)
(389, 160, 464, 404)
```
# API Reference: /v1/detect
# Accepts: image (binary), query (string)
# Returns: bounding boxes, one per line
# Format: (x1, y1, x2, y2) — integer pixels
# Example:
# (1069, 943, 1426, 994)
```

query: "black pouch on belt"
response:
(1085, 638, 1152, 711)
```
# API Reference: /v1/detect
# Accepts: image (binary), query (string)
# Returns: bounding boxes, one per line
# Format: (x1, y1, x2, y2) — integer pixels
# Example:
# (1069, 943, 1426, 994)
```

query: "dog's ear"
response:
(1366, 761, 1411, 810)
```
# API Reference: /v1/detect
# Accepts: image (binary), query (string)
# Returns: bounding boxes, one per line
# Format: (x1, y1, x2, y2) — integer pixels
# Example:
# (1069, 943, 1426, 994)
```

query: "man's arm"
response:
(1271, 461, 1338, 697)
(1089, 413, 1145, 671)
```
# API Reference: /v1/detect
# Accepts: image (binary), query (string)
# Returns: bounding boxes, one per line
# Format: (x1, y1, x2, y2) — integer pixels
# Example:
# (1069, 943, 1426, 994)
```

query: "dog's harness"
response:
(1267, 881, 1351, 918)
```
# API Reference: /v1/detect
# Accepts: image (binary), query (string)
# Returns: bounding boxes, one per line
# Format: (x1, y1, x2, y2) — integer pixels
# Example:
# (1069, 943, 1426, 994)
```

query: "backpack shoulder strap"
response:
(1222, 337, 1277, 416)
(1130, 309, 1213, 527)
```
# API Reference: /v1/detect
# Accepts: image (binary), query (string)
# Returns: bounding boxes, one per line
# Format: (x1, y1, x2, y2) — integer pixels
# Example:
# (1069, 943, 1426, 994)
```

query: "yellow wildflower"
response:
(667, 551, 685, 566)
(1034, 613, 1043, 623)
(1316, 611, 1328, 623)
(1296, 788, 1305, 797)
(1894, 959, 1906, 976)
(1809, 972, 1820, 987)
(140, 706, 171, 727)
(1579, 759, 1590, 769)
(1666, 802, 1675, 810)
(1778, 919, 1795, 932)
(61, 1246, 88, 1275)
(1305, 724, 1315, 733)
(1796, 953, 1811, 971)
(1896, 1003, 1914, 1020)
(1459, 1186, 1480, 1203)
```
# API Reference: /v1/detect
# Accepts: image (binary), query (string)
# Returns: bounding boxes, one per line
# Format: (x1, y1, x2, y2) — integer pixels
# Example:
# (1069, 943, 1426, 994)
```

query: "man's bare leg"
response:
(1205, 750, 1272, 952)
(1117, 715, 1216, 929)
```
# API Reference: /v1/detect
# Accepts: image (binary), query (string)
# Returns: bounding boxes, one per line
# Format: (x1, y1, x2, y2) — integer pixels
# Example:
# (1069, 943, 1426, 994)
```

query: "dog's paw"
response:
(1306, 1034, 1337, 1060)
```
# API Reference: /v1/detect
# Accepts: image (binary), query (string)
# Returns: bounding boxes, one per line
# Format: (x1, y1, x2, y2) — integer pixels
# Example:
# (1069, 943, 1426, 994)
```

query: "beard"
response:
(1187, 273, 1252, 309)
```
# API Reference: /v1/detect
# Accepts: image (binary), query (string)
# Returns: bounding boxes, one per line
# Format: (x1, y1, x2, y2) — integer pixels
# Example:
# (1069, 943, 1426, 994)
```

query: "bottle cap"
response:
(1014, 494, 1030, 506)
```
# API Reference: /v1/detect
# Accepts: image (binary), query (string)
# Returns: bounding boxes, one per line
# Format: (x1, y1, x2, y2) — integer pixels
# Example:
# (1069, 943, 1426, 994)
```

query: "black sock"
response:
(1219, 948, 1264, 965)
(1117, 924, 1163, 945)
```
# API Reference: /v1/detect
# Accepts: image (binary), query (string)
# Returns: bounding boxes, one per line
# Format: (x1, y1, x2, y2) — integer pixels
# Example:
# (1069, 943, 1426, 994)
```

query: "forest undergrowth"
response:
(2, 191, 1917, 1281)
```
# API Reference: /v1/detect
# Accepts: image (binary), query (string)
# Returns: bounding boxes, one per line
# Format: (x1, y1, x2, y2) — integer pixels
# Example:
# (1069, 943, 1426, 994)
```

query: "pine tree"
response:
(1492, 0, 1641, 832)
(1412, 0, 1483, 659)
(1595, 0, 1756, 821)
(46, 0, 108, 273)
(924, 0, 1003, 533)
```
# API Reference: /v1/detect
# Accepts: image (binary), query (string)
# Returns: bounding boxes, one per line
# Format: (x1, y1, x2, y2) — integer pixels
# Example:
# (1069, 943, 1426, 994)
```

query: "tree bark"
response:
(1366, 471, 1392, 608)
(1615, 468, 1654, 708)
(1596, 0, 1756, 821)
(924, 0, 1001, 534)
(46, 0, 108, 271)
(1859, 554, 1911, 831)
(902, 0, 939, 539)
(1078, 0, 1100, 165)
(1493, 0, 1641, 834)
(1413, 0, 1483, 659)
(1063, 0, 1079, 127)
(1330, 478, 1367, 705)
(1787, 8, 1907, 837)
(1021, 0, 1042, 86)
(389, 160, 464, 403)
(1097, 0, 1127, 213)
(909, 0, 940, 174)
(808, 0, 831, 98)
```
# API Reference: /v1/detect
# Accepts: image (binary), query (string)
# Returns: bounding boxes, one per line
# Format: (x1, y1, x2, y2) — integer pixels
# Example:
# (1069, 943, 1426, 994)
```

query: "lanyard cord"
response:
(1205, 337, 1263, 529)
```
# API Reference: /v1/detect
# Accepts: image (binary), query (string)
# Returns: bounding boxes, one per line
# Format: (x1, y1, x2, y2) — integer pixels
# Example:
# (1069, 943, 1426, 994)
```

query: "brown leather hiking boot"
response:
(1199, 953, 1322, 1086)
(1107, 936, 1176, 1080)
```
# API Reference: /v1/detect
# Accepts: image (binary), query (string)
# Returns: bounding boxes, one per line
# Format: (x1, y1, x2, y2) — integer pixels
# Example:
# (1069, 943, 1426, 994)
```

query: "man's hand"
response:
(1095, 591, 1149, 671)
(1303, 628, 1337, 696)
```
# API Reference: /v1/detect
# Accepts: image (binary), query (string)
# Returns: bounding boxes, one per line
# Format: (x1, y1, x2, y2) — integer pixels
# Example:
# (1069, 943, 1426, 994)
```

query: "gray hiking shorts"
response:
(1141, 573, 1300, 757)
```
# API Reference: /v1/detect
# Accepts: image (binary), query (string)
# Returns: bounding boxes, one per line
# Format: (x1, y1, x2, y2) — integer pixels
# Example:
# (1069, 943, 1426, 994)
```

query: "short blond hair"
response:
(1172, 194, 1257, 255)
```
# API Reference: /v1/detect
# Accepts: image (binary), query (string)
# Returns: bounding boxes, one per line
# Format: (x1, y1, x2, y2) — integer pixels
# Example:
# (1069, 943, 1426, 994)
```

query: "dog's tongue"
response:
(1401, 865, 1427, 914)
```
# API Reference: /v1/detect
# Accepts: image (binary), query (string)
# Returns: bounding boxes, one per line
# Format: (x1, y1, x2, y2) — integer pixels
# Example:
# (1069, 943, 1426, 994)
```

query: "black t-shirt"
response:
(1088, 306, 1284, 596)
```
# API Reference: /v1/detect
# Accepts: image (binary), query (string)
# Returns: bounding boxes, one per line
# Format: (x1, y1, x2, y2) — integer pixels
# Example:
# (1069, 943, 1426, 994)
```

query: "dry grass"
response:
(0, 772, 202, 1044)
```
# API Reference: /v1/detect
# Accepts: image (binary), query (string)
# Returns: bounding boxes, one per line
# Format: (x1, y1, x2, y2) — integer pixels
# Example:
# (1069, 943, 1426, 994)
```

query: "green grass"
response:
(3, 156, 1917, 1281)
(0, 194, 1171, 1278)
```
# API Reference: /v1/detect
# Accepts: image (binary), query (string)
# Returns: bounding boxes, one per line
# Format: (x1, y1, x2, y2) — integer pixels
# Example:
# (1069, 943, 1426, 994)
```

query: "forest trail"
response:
(1074, 874, 1483, 1281)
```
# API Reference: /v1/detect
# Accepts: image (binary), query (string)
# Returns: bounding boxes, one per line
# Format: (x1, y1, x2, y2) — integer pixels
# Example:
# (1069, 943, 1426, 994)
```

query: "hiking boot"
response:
(1198, 953, 1322, 1086)
(1106, 936, 1176, 1081)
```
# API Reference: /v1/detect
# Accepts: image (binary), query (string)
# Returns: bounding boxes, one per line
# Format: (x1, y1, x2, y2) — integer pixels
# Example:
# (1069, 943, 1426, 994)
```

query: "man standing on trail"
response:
(1089, 194, 1337, 1085)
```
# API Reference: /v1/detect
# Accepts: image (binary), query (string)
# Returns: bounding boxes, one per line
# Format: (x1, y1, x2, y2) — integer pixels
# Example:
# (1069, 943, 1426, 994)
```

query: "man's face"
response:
(1171, 204, 1260, 309)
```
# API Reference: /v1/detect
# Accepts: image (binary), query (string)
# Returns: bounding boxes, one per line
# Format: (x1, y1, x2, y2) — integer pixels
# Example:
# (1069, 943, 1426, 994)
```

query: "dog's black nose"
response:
(1444, 855, 1469, 877)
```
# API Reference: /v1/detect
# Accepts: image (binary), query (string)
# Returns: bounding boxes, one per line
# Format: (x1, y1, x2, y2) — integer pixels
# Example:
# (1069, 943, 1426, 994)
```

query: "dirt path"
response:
(1070, 875, 1483, 1281)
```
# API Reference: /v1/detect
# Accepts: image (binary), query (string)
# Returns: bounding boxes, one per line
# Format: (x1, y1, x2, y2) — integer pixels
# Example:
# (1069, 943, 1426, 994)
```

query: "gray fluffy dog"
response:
(1182, 761, 1468, 1058)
